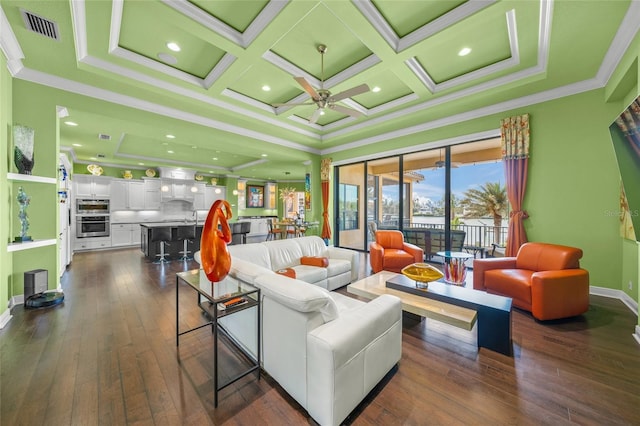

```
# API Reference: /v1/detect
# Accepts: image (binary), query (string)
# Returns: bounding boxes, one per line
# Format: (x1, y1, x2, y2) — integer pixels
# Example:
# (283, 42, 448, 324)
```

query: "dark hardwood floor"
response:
(1, 248, 639, 425)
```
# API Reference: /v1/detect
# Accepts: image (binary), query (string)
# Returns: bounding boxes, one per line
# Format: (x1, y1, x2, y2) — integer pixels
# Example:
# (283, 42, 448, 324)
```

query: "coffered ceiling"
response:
(0, 0, 637, 180)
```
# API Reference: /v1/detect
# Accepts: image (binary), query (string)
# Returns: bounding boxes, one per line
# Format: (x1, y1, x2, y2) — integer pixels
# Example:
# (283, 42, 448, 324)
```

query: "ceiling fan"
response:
(272, 44, 370, 124)
(434, 149, 461, 168)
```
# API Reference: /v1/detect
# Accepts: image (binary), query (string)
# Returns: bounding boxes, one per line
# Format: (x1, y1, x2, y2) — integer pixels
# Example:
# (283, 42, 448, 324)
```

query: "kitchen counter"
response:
(140, 221, 203, 228)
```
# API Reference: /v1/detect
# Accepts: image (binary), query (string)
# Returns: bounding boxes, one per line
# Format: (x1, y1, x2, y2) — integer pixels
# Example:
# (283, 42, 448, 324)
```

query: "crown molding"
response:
(321, 77, 600, 156)
(162, 0, 288, 48)
(353, 0, 496, 53)
(109, 0, 236, 90)
(329, 129, 501, 165)
(407, 9, 520, 94)
(594, 0, 640, 86)
(0, 5, 24, 75)
(114, 152, 232, 172)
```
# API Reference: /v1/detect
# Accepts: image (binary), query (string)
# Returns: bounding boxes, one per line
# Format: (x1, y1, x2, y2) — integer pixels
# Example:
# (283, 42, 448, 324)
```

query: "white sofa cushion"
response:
(230, 257, 274, 284)
(291, 264, 328, 283)
(254, 274, 339, 322)
(228, 242, 272, 269)
(264, 239, 305, 271)
(326, 258, 352, 278)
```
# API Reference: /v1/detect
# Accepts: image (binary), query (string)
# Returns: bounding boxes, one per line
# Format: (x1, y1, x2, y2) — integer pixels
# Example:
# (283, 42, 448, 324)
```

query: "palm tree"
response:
(460, 182, 508, 244)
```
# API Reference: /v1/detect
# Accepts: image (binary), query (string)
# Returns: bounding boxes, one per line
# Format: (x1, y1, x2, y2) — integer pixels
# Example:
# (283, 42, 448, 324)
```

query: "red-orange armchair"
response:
(370, 230, 424, 273)
(473, 242, 589, 321)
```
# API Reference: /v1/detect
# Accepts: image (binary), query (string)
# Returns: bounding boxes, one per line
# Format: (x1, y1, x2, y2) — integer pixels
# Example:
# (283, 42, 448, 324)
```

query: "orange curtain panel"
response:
(501, 114, 530, 257)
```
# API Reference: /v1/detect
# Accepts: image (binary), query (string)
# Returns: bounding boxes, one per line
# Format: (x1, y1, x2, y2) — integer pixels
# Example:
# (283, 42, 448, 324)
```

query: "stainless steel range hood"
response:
(157, 166, 196, 180)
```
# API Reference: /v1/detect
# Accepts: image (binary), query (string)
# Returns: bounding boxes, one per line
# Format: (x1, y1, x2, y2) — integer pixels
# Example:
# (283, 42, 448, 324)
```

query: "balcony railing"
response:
(375, 219, 508, 256)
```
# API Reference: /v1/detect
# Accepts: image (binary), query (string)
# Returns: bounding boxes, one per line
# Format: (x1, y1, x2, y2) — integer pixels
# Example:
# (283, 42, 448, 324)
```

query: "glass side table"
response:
(437, 251, 474, 286)
(176, 269, 260, 407)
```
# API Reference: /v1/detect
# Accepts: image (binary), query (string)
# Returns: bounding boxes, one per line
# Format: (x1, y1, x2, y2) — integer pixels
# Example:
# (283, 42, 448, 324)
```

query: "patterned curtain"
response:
(501, 114, 530, 257)
(320, 158, 332, 243)
(614, 99, 640, 158)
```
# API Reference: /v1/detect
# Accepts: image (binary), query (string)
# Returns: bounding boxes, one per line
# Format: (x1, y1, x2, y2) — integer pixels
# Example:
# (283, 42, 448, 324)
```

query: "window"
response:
(338, 183, 359, 231)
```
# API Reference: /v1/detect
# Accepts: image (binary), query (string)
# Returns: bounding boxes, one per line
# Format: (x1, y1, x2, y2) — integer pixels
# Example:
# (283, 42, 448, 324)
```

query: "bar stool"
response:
(177, 225, 196, 260)
(151, 227, 172, 263)
(240, 221, 251, 244)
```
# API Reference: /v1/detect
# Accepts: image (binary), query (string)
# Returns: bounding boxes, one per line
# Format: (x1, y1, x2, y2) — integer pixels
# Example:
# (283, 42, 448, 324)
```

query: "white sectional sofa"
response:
(194, 236, 402, 426)
(228, 235, 360, 291)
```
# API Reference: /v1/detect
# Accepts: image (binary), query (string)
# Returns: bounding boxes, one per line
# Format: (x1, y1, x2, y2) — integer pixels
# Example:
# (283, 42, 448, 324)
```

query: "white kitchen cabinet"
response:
(192, 183, 207, 210)
(128, 181, 145, 209)
(144, 179, 161, 209)
(111, 223, 140, 247)
(111, 180, 146, 210)
(160, 179, 196, 202)
(204, 186, 226, 210)
(74, 175, 111, 198)
(74, 236, 112, 251)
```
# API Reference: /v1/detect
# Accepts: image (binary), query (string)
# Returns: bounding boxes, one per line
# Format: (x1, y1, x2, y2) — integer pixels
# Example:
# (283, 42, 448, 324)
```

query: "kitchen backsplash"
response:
(110, 200, 210, 224)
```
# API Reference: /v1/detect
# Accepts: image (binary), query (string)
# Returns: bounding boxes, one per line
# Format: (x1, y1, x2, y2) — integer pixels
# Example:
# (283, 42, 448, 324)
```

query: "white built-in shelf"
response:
(7, 239, 57, 252)
(7, 173, 57, 184)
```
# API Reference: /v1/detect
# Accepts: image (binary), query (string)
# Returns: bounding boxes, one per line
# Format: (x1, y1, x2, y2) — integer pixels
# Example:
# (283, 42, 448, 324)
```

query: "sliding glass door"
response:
(334, 138, 505, 257)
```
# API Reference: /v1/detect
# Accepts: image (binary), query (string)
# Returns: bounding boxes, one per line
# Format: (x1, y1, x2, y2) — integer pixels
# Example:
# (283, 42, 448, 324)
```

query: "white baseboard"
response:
(0, 308, 12, 329)
(590, 286, 638, 315)
(10, 294, 25, 307)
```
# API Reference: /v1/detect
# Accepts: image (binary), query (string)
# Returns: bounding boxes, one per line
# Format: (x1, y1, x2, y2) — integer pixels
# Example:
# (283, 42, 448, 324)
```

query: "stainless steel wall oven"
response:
(76, 215, 110, 238)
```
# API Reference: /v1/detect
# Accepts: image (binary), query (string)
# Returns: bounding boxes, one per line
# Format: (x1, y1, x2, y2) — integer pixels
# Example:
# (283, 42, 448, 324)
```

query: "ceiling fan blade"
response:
(272, 102, 314, 107)
(308, 108, 322, 124)
(294, 77, 319, 99)
(329, 84, 370, 102)
(330, 104, 363, 118)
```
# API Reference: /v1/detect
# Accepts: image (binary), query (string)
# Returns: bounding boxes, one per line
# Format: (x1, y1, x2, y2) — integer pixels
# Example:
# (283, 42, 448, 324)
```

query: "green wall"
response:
(1, 51, 12, 317)
(330, 90, 624, 290)
(9, 79, 60, 296)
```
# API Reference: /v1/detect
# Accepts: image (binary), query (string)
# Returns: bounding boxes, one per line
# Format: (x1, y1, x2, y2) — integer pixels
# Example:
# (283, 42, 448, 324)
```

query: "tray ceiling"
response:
(0, 0, 637, 180)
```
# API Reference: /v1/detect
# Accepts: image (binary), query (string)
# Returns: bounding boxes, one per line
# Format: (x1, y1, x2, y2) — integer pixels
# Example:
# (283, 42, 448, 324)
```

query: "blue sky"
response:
(384, 162, 505, 203)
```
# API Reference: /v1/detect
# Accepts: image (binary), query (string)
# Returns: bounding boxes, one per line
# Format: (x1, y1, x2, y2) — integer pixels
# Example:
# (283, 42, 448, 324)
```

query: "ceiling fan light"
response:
(372, 86, 381, 92)
(458, 47, 471, 56)
(166, 42, 180, 52)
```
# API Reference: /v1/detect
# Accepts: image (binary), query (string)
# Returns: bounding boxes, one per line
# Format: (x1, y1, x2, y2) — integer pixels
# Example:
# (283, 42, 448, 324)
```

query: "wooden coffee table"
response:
(347, 271, 477, 331)
(347, 271, 513, 355)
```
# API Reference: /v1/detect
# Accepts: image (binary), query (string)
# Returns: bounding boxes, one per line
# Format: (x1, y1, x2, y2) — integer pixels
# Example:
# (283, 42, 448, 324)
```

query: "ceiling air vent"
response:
(20, 9, 60, 41)
(98, 134, 111, 141)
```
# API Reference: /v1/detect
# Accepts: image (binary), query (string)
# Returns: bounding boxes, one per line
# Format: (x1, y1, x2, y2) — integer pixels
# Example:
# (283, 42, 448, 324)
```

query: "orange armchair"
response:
(473, 242, 589, 321)
(370, 230, 424, 273)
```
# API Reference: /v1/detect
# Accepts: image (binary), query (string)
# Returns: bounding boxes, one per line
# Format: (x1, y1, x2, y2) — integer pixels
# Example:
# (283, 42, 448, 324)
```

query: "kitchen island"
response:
(140, 222, 203, 261)
(140, 220, 254, 261)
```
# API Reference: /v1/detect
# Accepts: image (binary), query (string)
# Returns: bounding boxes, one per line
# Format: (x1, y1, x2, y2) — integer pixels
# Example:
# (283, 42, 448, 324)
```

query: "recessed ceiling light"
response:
(320, 110, 325, 116)
(166, 42, 181, 52)
(372, 86, 381, 93)
(157, 53, 177, 65)
(167, 150, 174, 154)
(64, 121, 78, 126)
(138, 163, 144, 165)
(166, 134, 175, 139)
(72, 143, 82, 147)
(262, 85, 271, 91)
(458, 47, 471, 56)
(212, 157, 218, 161)
(191, 146, 197, 149)
(209, 170, 214, 173)
(261, 153, 268, 157)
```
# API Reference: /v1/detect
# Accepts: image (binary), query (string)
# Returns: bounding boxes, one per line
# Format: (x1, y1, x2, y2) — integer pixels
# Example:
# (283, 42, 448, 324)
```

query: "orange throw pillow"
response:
(300, 256, 329, 267)
(276, 268, 296, 278)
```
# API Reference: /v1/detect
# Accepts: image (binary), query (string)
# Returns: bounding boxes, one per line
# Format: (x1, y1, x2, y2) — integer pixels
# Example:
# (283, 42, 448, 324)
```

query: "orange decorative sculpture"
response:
(201, 200, 233, 282)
